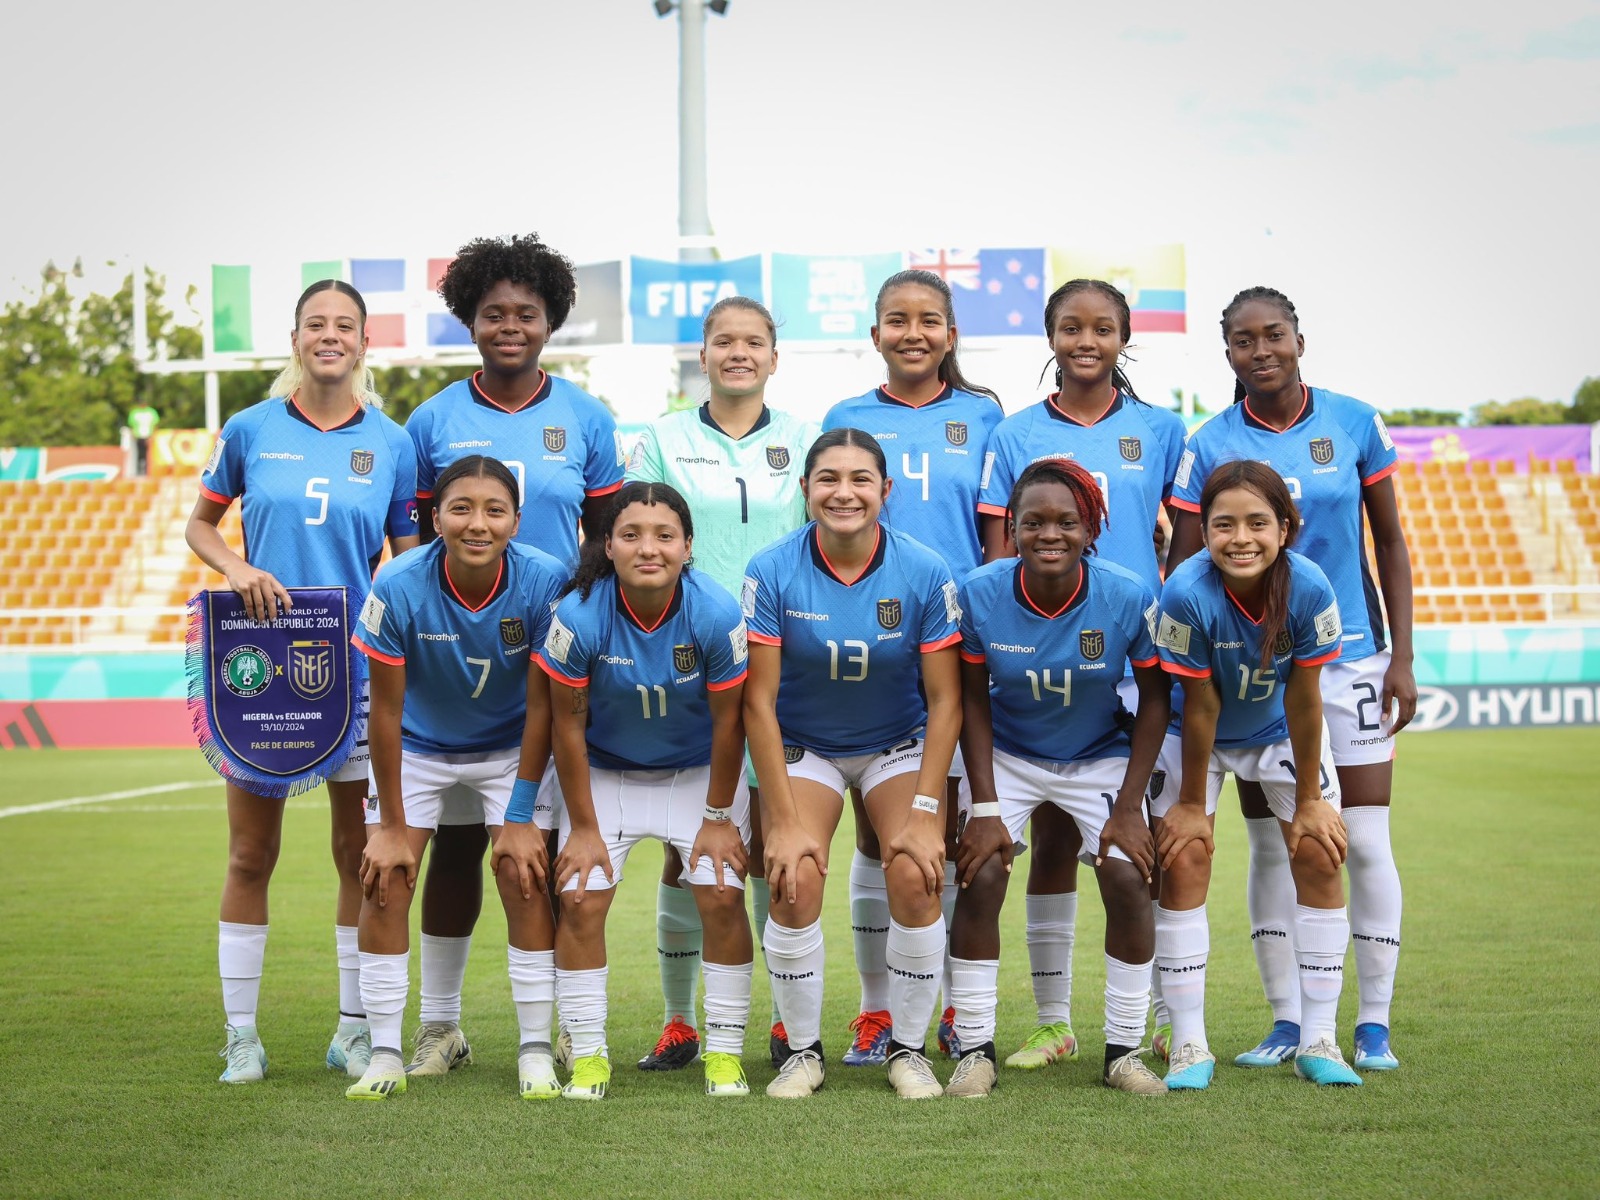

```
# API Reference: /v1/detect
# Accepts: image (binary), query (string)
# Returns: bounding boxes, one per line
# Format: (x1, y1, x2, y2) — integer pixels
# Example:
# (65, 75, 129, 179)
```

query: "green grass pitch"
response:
(0, 730, 1595, 1198)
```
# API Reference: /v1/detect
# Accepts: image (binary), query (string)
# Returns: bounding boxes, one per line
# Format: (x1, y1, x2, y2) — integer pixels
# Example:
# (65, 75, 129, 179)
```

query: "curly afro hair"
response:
(437, 233, 578, 333)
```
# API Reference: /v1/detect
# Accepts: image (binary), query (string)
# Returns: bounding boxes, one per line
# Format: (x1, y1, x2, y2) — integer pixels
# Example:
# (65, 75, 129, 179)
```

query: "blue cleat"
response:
(1295, 1037, 1363, 1086)
(841, 1010, 892, 1067)
(1353, 1023, 1400, 1071)
(1165, 1041, 1216, 1091)
(937, 1007, 961, 1060)
(1234, 1020, 1300, 1067)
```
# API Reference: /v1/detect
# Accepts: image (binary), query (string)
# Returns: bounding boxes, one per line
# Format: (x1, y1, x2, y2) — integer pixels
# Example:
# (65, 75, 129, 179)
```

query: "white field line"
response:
(52, 801, 323, 815)
(0, 780, 220, 819)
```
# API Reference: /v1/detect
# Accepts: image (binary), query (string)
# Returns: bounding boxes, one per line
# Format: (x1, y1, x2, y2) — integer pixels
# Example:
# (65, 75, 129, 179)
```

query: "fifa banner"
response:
(629, 256, 764, 344)
(185, 588, 358, 796)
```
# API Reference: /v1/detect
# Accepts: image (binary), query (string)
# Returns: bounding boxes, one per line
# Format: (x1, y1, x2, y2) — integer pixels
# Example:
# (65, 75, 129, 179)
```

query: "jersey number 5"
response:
(305, 478, 330, 525)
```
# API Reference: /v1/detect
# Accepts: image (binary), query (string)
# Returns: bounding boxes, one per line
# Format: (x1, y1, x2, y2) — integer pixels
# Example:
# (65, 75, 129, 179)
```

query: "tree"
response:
(1571, 376, 1600, 424)
(1468, 397, 1572, 426)
(1386, 407, 1463, 426)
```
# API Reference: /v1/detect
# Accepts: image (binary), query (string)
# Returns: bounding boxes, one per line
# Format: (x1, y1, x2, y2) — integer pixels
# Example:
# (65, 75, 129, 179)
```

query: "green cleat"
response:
(345, 1049, 407, 1101)
(562, 1054, 612, 1101)
(702, 1051, 750, 1097)
(518, 1043, 561, 1101)
(1004, 1021, 1078, 1070)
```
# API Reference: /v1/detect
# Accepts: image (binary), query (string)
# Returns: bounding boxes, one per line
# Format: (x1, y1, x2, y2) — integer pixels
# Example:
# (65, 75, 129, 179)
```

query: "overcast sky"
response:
(3, 0, 1596, 418)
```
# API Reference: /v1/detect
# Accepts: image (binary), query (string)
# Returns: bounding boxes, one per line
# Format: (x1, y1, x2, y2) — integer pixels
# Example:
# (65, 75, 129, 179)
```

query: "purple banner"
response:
(1387, 424, 1592, 473)
(186, 587, 358, 797)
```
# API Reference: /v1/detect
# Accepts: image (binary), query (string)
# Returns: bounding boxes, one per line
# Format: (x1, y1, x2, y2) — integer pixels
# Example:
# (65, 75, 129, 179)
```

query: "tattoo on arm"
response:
(571, 687, 588, 715)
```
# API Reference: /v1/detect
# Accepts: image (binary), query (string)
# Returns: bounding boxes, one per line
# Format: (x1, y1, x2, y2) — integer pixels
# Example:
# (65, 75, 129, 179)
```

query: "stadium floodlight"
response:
(708, 0, 729, 12)
(653, 0, 673, 15)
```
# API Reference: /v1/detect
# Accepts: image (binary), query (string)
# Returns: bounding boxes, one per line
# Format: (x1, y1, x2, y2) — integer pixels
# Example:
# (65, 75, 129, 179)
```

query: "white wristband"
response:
(911, 793, 940, 815)
(970, 801, 1001, 818)
(703, 805, 731, 823)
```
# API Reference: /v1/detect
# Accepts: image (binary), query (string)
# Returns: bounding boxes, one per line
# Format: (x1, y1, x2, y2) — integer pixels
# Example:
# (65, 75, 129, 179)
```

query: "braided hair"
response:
(1221, 287, 1300, 403)
(1040, 279, 1141, 400)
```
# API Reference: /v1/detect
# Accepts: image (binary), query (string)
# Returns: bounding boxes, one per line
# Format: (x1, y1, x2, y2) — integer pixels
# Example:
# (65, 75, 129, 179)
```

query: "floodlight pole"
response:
(676, 0, 714, 266)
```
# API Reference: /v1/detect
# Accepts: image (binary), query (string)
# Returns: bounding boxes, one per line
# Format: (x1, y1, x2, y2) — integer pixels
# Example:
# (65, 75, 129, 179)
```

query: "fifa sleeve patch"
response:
(1157, 613, 1192, 657)
(545, 613, 575, 665)
(359, 592, 385, 637)
(625, 440, 645, 475)
(203, 436, 226, 477)
(979, 451, 995, 492)
(730, 621, 749, 665)
(741, 576, 758, 619)
(1373, 414, 1394, 451)
(1144, 599, 1160, 644)
(1314, 603, 1342, 647)
(1174, 448, 1195, 491)
(942, 580, 962, 624)
(614, 430, 629, 466)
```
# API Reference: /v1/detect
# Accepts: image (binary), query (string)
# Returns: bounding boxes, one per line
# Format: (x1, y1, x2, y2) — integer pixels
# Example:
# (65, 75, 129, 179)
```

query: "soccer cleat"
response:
(1151, 1023, 1173, 1063)
(554, 1026, 574, 1072)
(1165, 1041, 1216, 1091)
(406, 1022, 473, 1077)
(886, 1047, 943, 1100)
(841, 1010, 892, 1067)
(768, 1022, 790, 1069)
(937, 1007, 961, 1059)
(944, 1047, 998, 1098)
(702, 1051, 750, 1097)
(1105, 1049, 1167, 1096)
(1295, 1037, 1363, 1087)
(325, 1021, 372, 1079)
(562, 1054, 612, 1101)
(1234, 1020, 1300, 1067)
(1004, 1021, 1079, 1070)
(518, 1043, 561, 1101)
(345, 1049, 406, 1101)
(1353, 1023, 1400, 1071)
(218, 1024, 267, 1084)
(766, 1045, 825, 1099)
(637, 1015, 700, 1071)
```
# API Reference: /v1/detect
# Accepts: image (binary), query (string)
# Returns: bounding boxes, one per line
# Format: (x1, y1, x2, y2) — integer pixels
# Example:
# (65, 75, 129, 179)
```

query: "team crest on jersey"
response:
(674, 644, 698, 673)
(1119, 436, 1142, 462)
(1148, 770, 1167, 802)
(1080, 629, 1105, 661)
(783, 745, 805, 764)
(945, 421, 968, 446)
(350, 449, 374, 476)
(877, 598, 902, 630)
(543, 426, 567, 453)
(500, 618, 527, 648)
(287, 642, 335, 701)
(221, 646, 273, 699)
(1309, 437, 1335, 465)
(1273, 629, 1294, 657)
(766, 445, 791, 470)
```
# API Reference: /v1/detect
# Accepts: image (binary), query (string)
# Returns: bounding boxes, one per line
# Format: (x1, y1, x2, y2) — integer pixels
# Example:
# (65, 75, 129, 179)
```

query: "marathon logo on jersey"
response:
(1148, 769, 1167, 802)
(1119, 436, 1142, 462)
(946, 421, 968, 447)
(221, 646, 273, 699)
(766, 445, 791, 471)
(877, 598, 902, 630)
(543, 426, 567, 453)
(1080, 629, 1105, 661)
(288, 641, 335, 702)
(1309, 437, 1335, 465)
(783, 745, 805, 764)
(501, 617, 527, 649)
(1273, 629, 1294, 657)
(674, 644, 698, 673)
(350, 449, 374, 476)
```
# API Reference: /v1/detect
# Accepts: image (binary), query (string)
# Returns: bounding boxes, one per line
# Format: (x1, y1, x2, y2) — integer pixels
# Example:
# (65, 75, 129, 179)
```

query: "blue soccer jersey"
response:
(1169, 385, 1398, 663)
(536, 570, 749, 771)
(743, 523, 962, 758)
(1156, 550, 1343, 749)
(823, 385, 1005, 580)
(959, 557, 1159, 763)
(200, 397, 419, 604)
(977, 391, 1186, 593)
(405, 371, 625, 568)
(352, 541, 567, 755)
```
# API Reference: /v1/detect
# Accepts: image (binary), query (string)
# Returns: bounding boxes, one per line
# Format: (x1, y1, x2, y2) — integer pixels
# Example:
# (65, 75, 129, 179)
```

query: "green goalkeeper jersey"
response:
(625, 404, 820, 599)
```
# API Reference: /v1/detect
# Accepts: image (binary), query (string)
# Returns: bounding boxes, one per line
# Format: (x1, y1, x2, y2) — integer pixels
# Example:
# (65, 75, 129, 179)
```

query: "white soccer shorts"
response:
(1321, 649, 1397, 766)
(1177, 722, 1341, 822)
(324, 677, 370, 784)
(783, 737, 924, 798)
(957, 750, 1143, 864)
(365, 750, 557, 831)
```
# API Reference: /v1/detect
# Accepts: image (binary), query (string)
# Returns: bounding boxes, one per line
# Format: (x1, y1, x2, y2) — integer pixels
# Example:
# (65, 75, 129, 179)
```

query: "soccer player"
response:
(1167, 287, 1413, 1073)
(947, 459, 1168, 1098)
(624, 297, 817, 1073)
(1154, 460, 1359, 1090)
(538, 482, 755, 1100)
(744, 429, 962, 1100)
(976, 280, 1187, 1071)
(401, 234, 625, 1078)
(185, 279, 419, 1083)
(822, 269, 1005, 1068)
(344, 455, 567, 1101)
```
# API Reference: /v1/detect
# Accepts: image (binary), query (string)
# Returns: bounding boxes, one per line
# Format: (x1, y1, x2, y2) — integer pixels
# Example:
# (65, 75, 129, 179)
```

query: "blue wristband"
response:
(505, 778, 539, 824)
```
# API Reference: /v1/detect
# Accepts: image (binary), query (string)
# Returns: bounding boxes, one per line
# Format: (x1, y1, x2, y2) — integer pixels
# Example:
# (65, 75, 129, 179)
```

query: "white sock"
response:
(335, 925, 363, 1022)
(507, 947, 554, 1047)
(847, 852, 890, 1012)
(556, 966, 609, 1059)
(1155, 904, 1209, 1053)
(886, 916, 946, 1049)
(219, 921, 267, 1029)
(701, 960, 753, 1056)
(1294, 905, 1349, 1050)
(1024, 892, 1077, 1024)
(1245, 817, 1300, 1024)
(1104, 954, 1153, 1052)
(763, 918, 825, 1050)
(359, 950, 410, 1054)
(751, 877, 779, 1025)
(1149, 899, 1170, 1026)
(418, 933, 471, 1026)
(939, 861, 958, 1013)
(657, 882, 703, 1027)
(949, 956, 999, 1049)
(1344, 806, 1402, 1027)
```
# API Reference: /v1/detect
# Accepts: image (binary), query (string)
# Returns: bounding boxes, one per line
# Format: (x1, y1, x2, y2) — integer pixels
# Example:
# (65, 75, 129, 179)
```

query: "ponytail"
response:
(274, 279, 384, 409)
(874, 270, 1000, 406)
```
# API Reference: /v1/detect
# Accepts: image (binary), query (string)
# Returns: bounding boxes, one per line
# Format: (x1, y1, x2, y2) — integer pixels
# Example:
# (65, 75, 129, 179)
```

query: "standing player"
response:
(185, 280, 419, 1083)
(345, 456, 567, 1101)
(401, 234, 625, 1078)
(822, 269, 1004, 1067)
(976, 280, 1187, 1071)
(1155, 460, 1359, 1090)
(947, 459, 1168, 1098)
(745, 429, 963, 1100)
(1168, 287, 1413, 1072)
(538, 482, 755, 1100)
(624, 297, 816, 1073)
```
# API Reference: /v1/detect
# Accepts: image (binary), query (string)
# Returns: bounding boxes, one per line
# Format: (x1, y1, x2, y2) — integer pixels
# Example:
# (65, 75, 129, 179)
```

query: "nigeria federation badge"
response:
(350, 449, 374, 476)
(1309, 437, 1335, 465)
(946, 421, 968, 446)
(783, 745, 805, 764)
(543, 426, 567, 453)
(500, 617, 527, 648)
(877, 598, 902, 630)
(766, 445, 791, 470)
(674, 644, 698, 673)
(221, 645, 273, 699)
(1080, 629, 1105, 661)
(1274, 628, 1294, 657)
(1119, 436, 1142, 462)
(288, 641, 336, 702)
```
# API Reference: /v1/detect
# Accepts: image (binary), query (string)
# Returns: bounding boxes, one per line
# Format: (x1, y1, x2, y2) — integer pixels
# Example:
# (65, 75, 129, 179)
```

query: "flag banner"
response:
(629, 256, 764, 344)
(769, 252, 903, 340)
(1047, 244, 1187, 333)
(186, 587, 358, 798)
(1385, 425, 1591, 473)
(550, 261, 625, 347)
(943, 247, 1046, 337)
